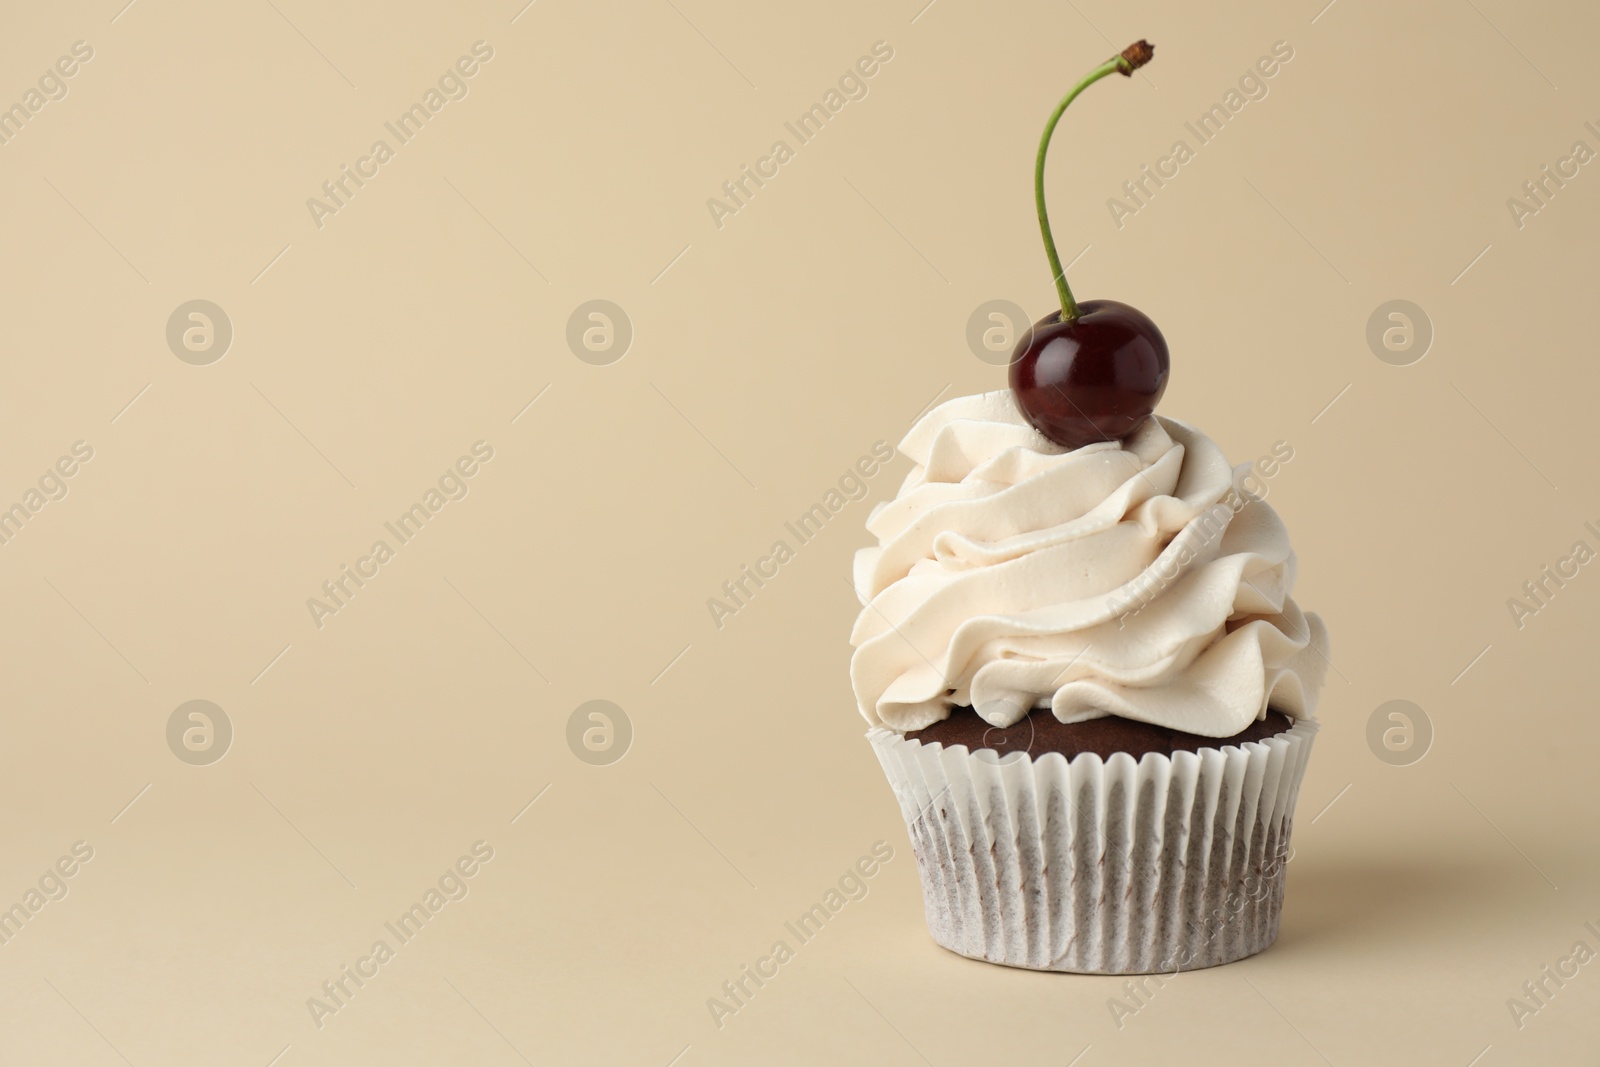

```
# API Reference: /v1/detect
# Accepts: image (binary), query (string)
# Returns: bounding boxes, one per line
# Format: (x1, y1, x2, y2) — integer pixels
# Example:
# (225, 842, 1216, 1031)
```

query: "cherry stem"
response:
(1035, 41, 1153, 322)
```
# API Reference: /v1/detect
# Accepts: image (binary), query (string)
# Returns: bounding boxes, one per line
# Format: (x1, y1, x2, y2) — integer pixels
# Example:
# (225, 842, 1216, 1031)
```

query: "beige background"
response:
(0, 0, 1596, 1063)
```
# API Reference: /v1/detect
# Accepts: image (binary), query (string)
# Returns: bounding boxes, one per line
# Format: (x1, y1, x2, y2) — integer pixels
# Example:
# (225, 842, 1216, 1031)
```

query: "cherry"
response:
(1010, 300, 1168, 449)
(1009, 40, 1166, 450)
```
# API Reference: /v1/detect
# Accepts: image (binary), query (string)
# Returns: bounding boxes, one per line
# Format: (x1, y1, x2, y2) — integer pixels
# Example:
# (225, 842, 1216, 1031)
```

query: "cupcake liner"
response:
(868, 718, 1317, 974)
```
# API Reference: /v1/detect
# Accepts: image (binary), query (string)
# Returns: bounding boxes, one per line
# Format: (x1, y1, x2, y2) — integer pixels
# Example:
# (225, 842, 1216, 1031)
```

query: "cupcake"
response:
(851, 394, 1326, 972)
(850, 40, 1329, 974)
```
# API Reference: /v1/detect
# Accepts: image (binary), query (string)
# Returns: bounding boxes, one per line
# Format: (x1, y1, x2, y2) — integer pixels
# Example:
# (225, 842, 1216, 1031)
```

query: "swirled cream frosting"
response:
(850, 391, 1328, 737)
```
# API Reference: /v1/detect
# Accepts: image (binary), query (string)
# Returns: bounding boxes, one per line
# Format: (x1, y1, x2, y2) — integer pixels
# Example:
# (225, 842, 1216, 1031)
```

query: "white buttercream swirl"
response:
(850, 391, 1329, 737)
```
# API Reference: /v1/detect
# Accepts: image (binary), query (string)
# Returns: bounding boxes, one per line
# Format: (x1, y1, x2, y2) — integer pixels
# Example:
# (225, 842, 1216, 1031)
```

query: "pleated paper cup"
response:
(868, 719, 1317, 974)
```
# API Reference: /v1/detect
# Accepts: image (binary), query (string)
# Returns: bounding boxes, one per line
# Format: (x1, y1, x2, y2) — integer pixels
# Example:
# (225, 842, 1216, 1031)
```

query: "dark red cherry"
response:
(1010, 45, 1163, 449)
(1008, 299, 1168, 449)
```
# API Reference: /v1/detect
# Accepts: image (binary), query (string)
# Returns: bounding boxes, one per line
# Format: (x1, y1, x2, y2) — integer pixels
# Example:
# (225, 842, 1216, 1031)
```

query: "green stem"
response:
(1035, 50, 1141, 322)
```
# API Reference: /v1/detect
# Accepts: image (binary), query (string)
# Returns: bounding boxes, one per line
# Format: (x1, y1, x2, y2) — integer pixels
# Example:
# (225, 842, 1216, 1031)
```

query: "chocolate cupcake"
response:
(851, 392, 1328, 973)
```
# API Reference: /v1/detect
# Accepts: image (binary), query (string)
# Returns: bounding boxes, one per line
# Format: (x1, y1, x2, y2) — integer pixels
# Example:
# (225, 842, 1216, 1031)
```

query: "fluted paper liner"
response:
(869, 719, 1317, 973)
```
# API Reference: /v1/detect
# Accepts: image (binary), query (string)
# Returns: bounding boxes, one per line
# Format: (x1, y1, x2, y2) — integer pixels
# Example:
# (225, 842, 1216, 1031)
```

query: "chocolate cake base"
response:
(872, 715, 1320, 972)
(906, 707, 1293, 760)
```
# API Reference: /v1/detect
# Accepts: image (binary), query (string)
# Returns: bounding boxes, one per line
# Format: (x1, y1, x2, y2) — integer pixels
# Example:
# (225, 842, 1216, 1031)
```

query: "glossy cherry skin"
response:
(1008, 299, 1169, 449)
